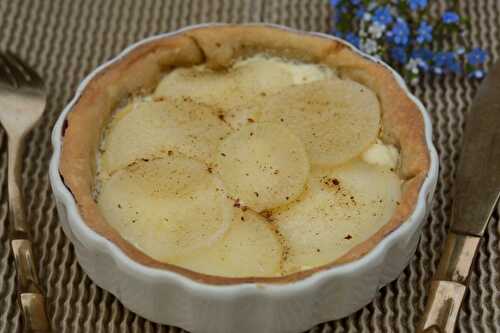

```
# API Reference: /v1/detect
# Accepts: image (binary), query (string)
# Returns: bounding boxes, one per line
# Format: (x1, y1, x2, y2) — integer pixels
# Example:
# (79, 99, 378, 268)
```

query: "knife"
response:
(418, 62, 500, 333)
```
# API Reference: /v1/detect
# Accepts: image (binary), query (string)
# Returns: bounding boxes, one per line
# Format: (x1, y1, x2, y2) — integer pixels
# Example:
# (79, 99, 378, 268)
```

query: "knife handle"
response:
(11, 239, 51, 332)
(418, 232, 481, 333)
(419, 280, 466, 333)
(20, 293, 50, 332)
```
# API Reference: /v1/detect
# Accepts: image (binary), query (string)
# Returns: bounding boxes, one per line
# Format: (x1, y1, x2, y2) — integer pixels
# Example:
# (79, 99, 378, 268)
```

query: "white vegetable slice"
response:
(154, 67, 236, 110)
(274, 160, 401, 274)
(100, 99, 231, 174)
(174, 210, 283, 277)
(97, 155, 233, 262)
(256, 79, 381, 167)
(153, 58, 295, 129)
(216, 123, 310, 212)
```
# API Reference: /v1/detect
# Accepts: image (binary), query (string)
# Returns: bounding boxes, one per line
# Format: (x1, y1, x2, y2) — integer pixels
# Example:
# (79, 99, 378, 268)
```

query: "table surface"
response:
(0, 1, 499, 332)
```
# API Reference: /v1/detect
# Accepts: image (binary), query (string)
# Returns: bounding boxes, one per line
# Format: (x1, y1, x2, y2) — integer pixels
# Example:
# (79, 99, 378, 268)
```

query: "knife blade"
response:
(418, 61, 500, 333)
(451, 62, 500, 236)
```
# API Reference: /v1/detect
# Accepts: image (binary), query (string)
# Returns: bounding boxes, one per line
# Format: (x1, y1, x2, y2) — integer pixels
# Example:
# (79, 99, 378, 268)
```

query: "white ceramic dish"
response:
(49, 24, 439, 333)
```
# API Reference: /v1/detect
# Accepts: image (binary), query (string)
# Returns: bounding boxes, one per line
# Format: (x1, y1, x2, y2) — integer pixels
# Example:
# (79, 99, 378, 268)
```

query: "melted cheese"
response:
(362, 141, 399, 170)
(234, 55, 335, 84)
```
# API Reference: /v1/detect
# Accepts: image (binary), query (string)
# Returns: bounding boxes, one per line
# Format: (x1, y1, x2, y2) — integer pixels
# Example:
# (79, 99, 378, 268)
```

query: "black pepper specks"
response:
(322, 177, 340, 187)
(260, 210, 273, 221)
(233, 198, 241, 208)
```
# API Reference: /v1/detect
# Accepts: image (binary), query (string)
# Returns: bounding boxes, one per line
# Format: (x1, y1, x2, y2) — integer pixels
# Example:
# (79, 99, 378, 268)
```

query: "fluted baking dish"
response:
(50, 24, 439, 333)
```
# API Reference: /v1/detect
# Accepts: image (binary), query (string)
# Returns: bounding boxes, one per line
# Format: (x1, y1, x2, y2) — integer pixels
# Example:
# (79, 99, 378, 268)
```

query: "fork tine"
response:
(1, 52, 28, 87)
(3, 51, 43, 89)
(5, 51, 44, 88)
(0, 53, 20, 87)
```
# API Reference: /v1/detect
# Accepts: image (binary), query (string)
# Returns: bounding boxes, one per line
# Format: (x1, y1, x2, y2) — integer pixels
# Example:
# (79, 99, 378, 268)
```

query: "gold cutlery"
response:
(0, 51, 50, 332)
(418, 62, 500, 332)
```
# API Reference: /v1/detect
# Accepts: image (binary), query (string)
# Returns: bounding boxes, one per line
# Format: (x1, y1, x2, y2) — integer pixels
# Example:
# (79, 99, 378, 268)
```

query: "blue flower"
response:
(391, 47, 408, 64)
(434, 67, 443, 75)
(345, 32, 360, 48)
(433, 52, 461, 74)
(355, 7, 366, 19)
(447, 57, 461, 73)
(330, 0, 342, 7)
(387, 18, 410, 45)
(412, 48, 433, 62)
(466, 48, 488, 65)
(408, 0, 427, 11)
(412, 48, 433, 71)
(416, 59, 429, 72)
(469, 69, 485, 79)
(328, 0, 487, 80)
(373, 6, 393, 25)
(416, 21, 433, 44)
(442, 11, 459, 24)
(433, 52, 449, 68)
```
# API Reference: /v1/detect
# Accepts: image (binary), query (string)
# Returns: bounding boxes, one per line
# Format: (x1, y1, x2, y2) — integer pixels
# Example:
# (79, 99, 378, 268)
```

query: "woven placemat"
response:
(0, 1, 498, 332)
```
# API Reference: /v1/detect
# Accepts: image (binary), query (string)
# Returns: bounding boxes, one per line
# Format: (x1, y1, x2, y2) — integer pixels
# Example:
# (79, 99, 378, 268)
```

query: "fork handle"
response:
(7, 136, 51, 332)
(12, 240, 50, 332)
(7, 136, 29, 237)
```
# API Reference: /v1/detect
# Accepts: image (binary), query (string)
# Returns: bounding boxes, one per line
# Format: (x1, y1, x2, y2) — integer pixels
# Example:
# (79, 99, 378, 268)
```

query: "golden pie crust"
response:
(60, 25, 430, 284)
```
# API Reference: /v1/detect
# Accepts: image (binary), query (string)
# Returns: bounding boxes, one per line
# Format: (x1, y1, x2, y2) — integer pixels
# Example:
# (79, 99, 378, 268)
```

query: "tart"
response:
(60, 25, 430, 283)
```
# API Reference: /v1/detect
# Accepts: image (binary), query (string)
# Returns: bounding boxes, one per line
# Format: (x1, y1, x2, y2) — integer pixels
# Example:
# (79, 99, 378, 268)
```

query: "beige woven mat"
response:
(0, 0, 498, 332)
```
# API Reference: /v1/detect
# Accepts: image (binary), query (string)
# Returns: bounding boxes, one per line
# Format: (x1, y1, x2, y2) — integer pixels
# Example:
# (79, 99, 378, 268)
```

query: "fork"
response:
(0, 51, 50, 332)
